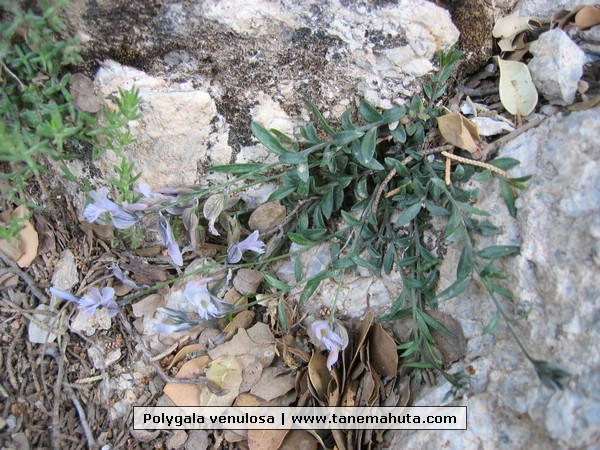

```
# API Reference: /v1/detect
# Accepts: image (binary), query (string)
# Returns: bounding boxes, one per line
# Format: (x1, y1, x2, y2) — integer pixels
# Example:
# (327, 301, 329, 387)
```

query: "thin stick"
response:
(63, 384, 97, 449)
(50, 338, 68, 450)
(0, 249, 49, 304)
(441, 151, 508, 177)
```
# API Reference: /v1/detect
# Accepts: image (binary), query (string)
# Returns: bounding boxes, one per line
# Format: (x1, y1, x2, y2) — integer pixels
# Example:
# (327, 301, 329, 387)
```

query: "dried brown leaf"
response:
(166, 343, 205, 370)
(575, 6, 600, 29)
(279, 430, 318, 450)
(222, 310, 256, 340)
(250, 367, 295, 401)
(0, 205, 39, 268)
(307, 350, 331, 404)
(368, 323, 399, 378)
(198, 355, 243, 406)
(248, 429, 289, 450)
(437, 113, 482, 153)
(163, 355, 210, 407)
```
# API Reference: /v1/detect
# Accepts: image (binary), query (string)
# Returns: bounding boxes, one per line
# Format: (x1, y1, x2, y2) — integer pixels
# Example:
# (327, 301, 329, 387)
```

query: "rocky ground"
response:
(1, 0, 599, 449)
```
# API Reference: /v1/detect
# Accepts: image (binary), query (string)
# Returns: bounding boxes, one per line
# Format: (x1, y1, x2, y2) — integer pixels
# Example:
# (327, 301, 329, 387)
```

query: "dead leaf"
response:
(0, 205, 39, 267)
(250, 367, 295, 401)
(248, 429, 288, 450)
(575, 5, 600, 29)
(497, 57, 538, 116)
(279, 430, 317, 450)
(69, 73, 103, 113)
(427, 310, 467, 367)
(493, 13, 539, 38)
(307, 350, 332, 404)
(166, 343, 205, 370)
(198, 355, 243, 406)
(209, 322, 274, 366)
(368, 323, 398, 378)
(163, 355, 210, 407)
(437, 113, 482, 153)
(234, 392, 266, 406)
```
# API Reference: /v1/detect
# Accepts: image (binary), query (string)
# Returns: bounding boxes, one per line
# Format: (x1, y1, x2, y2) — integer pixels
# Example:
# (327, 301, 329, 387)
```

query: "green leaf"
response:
(489, 157, 520, 170)
(264, 274, 292, 292)
(332, 130, 364, 146)
(390, 124, 407, 143)
(474, 220, 501, 236)
(478, 245, 520, 260)
(209, 163, 265, 175)
(302, 228, 327, 240)
(299, 271, 335, 306)
(296, 163, 310, 183)
(251, 122, 288, 155)
(395, 202, 422, 227)
(333, 258, 356, 269)
(436, 276, 471, 302)
(294, 257, 302, 283)
(320, 189, 334, 219)
(355, 128, 385, 170)
(425, 200, 450, 216)
(268, 183, 297, 202)
(341, 209, 361, 226)
(396, 256, 418, 267)
(287, 232, 314, 245)
(383, 244, 395, 274)
(280, 151, 308, 165)
(457, 241, 473, 280)
(358, 99, 383, 122)
(304, 98, 335, 135)
(402, 361, 436, 369)
(398, 340, 421, 358)
(351, 254, 381, 275)
(420, 310, 454, 336)
(457, 202, 491, 216)
(278, 296, 288, 331)
(483, 312, 500, 334)
(382, 106, 407, 124)
(384, 157, 410, 176)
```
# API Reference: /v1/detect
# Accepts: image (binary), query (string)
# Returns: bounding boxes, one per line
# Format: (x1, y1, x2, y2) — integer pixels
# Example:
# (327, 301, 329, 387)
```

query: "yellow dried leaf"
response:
(248, 429, 289, 450)
(437, 113, 481, 153)
(497, 58, 538, 116)
(198, 355, 243, 406)
(368, 323, 399, 378)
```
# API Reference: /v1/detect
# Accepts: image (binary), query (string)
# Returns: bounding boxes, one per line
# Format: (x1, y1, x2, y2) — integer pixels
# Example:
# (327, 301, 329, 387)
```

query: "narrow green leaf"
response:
(287, 232, 314, 245)
(477, 245, 520, 260)
(296, 163, 310, 183)
(251, 122, 288, 155)
(264, 274, 292, 291)
(299, 271, 335, 306)
(332, 130, 364, 146)
(457, 202, 491, 216)
(383, 244, 395, 274)
(500, 180, 517, 217)
(402, 361, 436, 369)
(396, 256, 419, 267)
(341, 210, 361, 226)
(294, 257, 302, 283)
(390, 124, 407, 143)
(421, 311, 454, 336)
(425, 200, 450, 216)
(351, 254, 381, 275)
(320, 189, 334, 219)
(280, 151, 308, 165)
(399, 340, 421, 358)
(489, 157, 520, 170)
(268, 183, 297, 202)
(436, 276, 471, 302)
(457, 241, 473, 280)
(209, 163, 265, 175)
(359, 99, 383, 122)
(360, 128, 377, 162)
(483, 312, 500, 334)
(304, 98, 335, 135)
(333, 258, 356, 269)
(395, 202, 422, 227)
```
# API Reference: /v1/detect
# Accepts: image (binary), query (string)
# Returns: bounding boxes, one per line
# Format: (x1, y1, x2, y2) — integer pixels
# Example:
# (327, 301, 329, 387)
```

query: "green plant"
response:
(0, 0, 142, 238)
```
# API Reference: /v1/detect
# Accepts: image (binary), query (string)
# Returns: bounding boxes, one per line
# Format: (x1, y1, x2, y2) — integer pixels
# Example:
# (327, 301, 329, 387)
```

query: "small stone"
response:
(248, 201, 286, 233)
(232, 269, 264, 295)
(167, 430, 188, 449)
(185, 430, 209, 450)
(528, 29, 586, 104)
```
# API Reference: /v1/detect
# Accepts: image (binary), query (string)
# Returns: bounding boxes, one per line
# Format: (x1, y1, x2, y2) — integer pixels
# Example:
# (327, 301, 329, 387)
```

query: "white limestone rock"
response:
(528, 29, 586, 104)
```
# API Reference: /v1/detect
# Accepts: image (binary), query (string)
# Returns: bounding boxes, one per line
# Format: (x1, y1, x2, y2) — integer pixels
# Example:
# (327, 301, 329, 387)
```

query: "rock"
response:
(185, 430, 209, 450)
(515, 0, 599, 21)
(248, 201, 287, 233)
(232, 269, 264, 295)
(27, 304, 60, 344)
(528, 29, 586, 104)
(389, 108, 600, 449)
(166, 430, 188, 449)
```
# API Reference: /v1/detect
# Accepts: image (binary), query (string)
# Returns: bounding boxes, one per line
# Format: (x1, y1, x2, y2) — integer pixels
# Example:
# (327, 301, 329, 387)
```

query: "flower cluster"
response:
(50, 286, 119, 317)
(309, 319, 349, 370)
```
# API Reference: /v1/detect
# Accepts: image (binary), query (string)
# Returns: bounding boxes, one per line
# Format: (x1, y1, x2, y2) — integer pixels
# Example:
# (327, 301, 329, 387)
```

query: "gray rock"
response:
(389, 108, 600, 449)
(528, 29, 586, 104)
(514, 0, 599, 21)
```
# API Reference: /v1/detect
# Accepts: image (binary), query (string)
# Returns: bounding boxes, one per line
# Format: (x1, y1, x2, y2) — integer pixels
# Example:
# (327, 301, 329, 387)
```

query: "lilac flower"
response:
(184, 282, 220, 320)
(310, 320, 348, 370)
(50, 286, 118, 317)
(152, 322, 195, 335)
(83, 188, 137, 229)
(107, 263, 142, 289)
(227, 230, 266, 264)
(157, 213, 183, 266)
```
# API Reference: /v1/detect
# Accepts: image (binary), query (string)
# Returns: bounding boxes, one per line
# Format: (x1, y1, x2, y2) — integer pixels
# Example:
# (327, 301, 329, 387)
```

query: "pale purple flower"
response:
(83, 188, 137, 229)
(152, 322, 195, 335)
(158, 213, 183, 266)
(310, 320, 348, 370)
(227, 230, 266, 263)
(50, 286, 118, 317)
(107, 263, 142, 289)
(184, 282, 219, 320)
